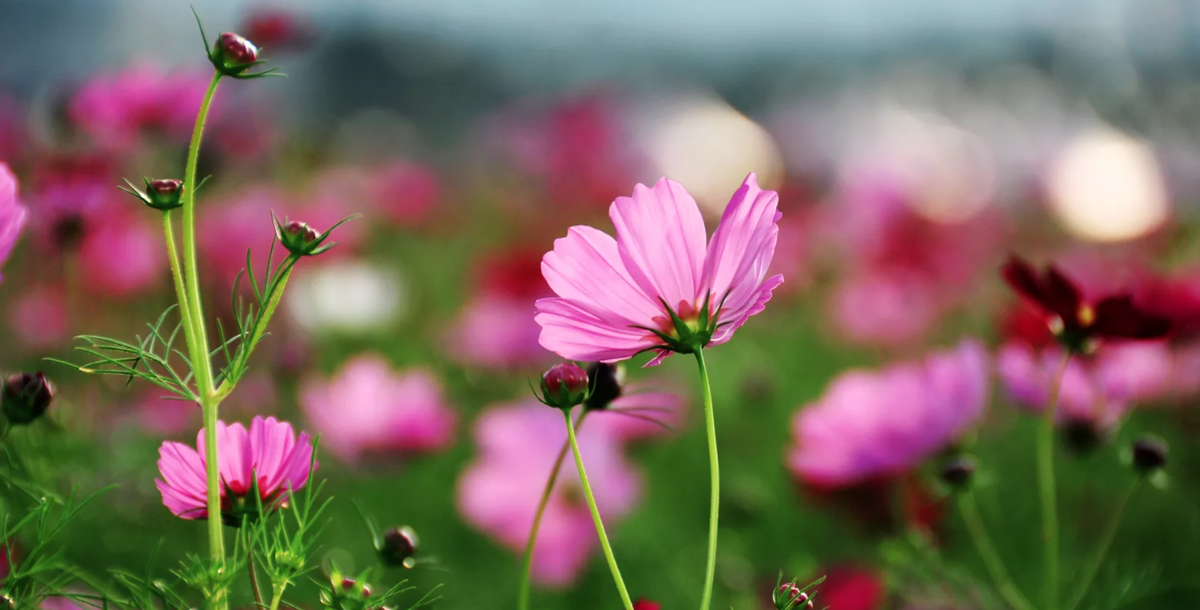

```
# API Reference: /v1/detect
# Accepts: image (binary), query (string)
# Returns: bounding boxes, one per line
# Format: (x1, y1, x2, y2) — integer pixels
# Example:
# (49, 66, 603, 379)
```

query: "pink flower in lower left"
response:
(155, 416, 317, 525)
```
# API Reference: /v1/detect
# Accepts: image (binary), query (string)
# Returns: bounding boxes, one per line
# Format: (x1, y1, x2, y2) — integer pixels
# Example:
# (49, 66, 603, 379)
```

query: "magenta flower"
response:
(997, 342, 1173, 429)
(68, 64, 212, 149)
(155, 416, 316, 523)
(457, 400, 643, 587)
(299, 355, 456, 464)
(788, 340, 988, 487)
(77, 210, 164, 296)
(0, 163, 27, 276)
(448, 247, 554, 369)
(536, 174, 783, 364)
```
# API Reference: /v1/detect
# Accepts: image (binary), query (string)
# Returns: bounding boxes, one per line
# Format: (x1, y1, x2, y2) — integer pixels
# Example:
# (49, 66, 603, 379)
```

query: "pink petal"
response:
(711, 274, 783, 345)
(535, 297, 657, 362)
(702, 174, 781, 329)
(541, 225, 661, 326)
(609, 178, 707, 311)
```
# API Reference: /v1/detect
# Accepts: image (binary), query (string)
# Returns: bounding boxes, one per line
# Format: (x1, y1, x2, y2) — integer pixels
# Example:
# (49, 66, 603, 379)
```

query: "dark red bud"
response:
(2, 372, 53, 425)
(380, 526, 418, 567)
(219, 32, 259, 65)
(1132, 436, 1167, 473)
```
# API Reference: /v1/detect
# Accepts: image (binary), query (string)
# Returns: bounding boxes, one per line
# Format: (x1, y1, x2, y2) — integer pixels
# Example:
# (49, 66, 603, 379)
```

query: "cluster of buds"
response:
(2, 372, 54, 425)
(376, 525, 419, 568)
(120, 177, 186, 211)
(319, 568, 376, 610)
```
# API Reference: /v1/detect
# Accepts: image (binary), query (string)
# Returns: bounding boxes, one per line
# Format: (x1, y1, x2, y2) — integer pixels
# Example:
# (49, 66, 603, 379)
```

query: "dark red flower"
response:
(243, 8, 314, 51)
(1001, 255, 1171, 352)
(633, 599, 661, 610)
(1132, 274, 1200, 343)
(818, 565, 883, 610)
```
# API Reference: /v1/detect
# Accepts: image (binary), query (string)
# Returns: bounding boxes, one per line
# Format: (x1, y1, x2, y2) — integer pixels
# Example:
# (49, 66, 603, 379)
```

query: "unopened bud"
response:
(379, 526, 418, 567)
(539, 362, 589, 409)
(274, 217, 325, 256)
(583, 362, 623, 410)
(1131, 435, 1167, 473)
(147, 179, 184, 210)
(212, 32, 260, 75)
(939, 455, 976, 489)
(2, 373, 53, 425)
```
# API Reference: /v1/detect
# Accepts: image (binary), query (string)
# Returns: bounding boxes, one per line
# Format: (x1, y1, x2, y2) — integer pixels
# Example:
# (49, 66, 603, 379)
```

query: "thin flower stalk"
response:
(1037, 351, 1071, 610)
(958, 490, 1036, 610)
(1064, 480, 1141, 610)
(695, 349, 719, 610)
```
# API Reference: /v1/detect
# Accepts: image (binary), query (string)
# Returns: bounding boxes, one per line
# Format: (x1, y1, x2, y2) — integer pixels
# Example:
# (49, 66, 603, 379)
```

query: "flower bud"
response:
(147, 179, 184, 210)
(774, 583, 811, 610)
(211, 32, 260, 75)
(583, 362, 623, 410)
(539, 362, 589, 409)
(939, 455, 976, 489)
(2, 373, 53, 425)
(340, 577, 356, 591)
(275, 217, 323, 256)
(379, 525, 418, 567)
(1131, 435, 1167, 473)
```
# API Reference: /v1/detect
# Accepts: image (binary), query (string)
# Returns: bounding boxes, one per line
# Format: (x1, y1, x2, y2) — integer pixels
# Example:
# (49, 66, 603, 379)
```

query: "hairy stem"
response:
(1038, 351, 1071, 610)
(518, 409, 590, 610)
(563, 409, 634, 610)
(958, 491, 1036, 610)
(1064, 480, 1140, 610)
(694, 349, 719, 610)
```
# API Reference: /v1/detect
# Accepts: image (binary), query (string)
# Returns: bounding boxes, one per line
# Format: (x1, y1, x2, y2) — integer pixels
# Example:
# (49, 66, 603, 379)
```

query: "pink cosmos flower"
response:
(69, 64, 212, 149)
(76, 210, 164, 296)
(299, 355, 456, 464)
(996, 342, 1172, 429)
(8, 284, 68, 349)
(28, 154, 118, 251)
(0, 162, 27, 276)
(457, 400, 643, 587)
(368, 161, 441, 227)
(536, 174, 783, 365)
(155, 416, 316, 523)
(788, 340, 988, 487)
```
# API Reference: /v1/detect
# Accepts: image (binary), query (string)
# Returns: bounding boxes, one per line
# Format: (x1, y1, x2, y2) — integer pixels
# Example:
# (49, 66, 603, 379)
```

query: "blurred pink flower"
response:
(8, 284, 67, 349)
(368, 161, 441, 226)
(536, 174, 783, 365)
(299, 354, 456, 464)
(819, 171, 1005, 346)
(29, 154, 117, 251)
(456, 400, 642, 587)
(69, 64, 212, 149)
(996, 342, 1173, 428)
(0, 162, 27, 276)
(76, 211, 163, 296)
(155, 416, 316, 521)
(789, 339, 988, 487)
(131, 390, 199, 437)
(448, 247, 552, 369)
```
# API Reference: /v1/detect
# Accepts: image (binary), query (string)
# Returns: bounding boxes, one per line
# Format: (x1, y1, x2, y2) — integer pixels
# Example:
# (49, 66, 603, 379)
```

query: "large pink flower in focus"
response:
(536, 174, 783, 364)
(456, 400, 644, 587)
(299, 355, 456, 464)
(789, 340, 988, 487)
(0, 163, 27, 276)
(155, 416, 316, 522)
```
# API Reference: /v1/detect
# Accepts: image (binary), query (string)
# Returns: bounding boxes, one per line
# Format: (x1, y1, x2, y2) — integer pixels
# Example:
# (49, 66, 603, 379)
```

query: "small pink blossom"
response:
(69, 65, 212, 149)
(155, 416, 316, 521)
(299, 355, 456, 464)
(448, 247, 553, 369)
(789, 340, 989, 487)
(29, 154, 117, 250)
(368, 161, 441, 226)
(456, 400, 642, 587)
(536, 174, 783, 365)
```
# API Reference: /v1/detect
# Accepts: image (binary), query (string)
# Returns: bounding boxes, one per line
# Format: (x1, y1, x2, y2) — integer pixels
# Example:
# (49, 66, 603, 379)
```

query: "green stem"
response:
(161, 212, 199, 372)
(1038, 352, 1071, 610)
(1064, 480, 1140, 610)
(518, 409, 590, 610)
(248, 548, 265, 609)
(694, 349, 719, 610)
(562, 409, 634, 610)
(181, 70, 226, 608)
(267, 585, 286, 610)
(215, 258, 297, 400)
(958, 491, 1036, 610)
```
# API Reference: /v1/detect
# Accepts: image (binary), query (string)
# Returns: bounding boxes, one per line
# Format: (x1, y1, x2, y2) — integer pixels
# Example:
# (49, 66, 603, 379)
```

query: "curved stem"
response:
(694, 349, 719, 610)
(181, 70, 227, 608)
(214, 258, 297, 399)
(248, 547, 264, 609)
(1038, 351, 1072, 610)
(518, 409, 590, 610)
(1064, 480, 1140, 610)
(562, 409, 634, 610)
(161, 212, 199, 376)
(958, 491, 1036, 610)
